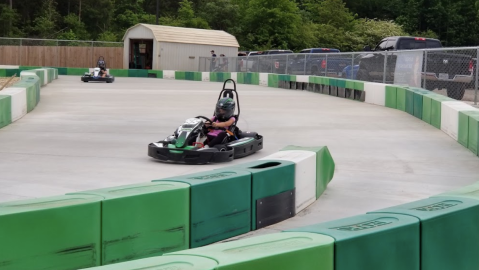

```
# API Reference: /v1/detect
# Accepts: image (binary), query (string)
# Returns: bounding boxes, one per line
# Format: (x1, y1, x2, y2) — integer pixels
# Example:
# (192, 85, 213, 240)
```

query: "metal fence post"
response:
(423, 51, 428, 89)
(19, 38, 22, 66)
(475, 47, 479, 105)
(325, 54, 328, 77)
(351, 53, 354, 79)
(303, 54, 307, 75)
(57, 40, 59, 67)
(382, 52, 388, 84)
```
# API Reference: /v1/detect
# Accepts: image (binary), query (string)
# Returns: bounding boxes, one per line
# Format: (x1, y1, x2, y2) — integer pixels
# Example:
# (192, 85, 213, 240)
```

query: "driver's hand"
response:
(212, 122, 218, 128)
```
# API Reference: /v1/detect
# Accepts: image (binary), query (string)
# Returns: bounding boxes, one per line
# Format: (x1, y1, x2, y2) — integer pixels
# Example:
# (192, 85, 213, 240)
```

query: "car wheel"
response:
(356, 68, 371, 82)
(446, 82, 466, 100)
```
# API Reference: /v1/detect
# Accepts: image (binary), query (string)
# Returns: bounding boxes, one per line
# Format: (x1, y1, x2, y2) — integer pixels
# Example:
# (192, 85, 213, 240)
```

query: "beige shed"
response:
(122, 23, 239, 71)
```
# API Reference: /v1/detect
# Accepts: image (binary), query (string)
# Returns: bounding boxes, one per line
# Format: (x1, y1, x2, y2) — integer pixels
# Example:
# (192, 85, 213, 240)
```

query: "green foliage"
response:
(345, 19, 408, 51)
(2, 0, 479, 49)
(239, 0, 302, 50)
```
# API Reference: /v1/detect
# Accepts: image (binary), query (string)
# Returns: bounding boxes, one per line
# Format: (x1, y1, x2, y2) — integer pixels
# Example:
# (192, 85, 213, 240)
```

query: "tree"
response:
(239, 0, 303, 50)
(177, 0, 209, 28)
(345, 19, 407, 51)
(32, 0, 61, 38)
(0, 4, 22, 37)
(198, 0, 240, 31)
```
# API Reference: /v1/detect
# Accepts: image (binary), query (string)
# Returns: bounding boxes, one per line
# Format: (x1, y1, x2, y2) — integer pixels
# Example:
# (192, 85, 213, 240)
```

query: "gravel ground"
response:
(0, 77, 21, 90)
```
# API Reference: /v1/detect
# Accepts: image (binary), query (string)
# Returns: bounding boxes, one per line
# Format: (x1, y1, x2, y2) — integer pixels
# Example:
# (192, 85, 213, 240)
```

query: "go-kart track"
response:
(1, 75, 479, 240)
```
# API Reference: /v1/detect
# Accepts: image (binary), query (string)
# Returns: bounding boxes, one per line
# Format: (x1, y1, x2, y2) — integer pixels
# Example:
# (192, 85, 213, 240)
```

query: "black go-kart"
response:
(81, 56, 115, 83)
(148, 79, 263, 164)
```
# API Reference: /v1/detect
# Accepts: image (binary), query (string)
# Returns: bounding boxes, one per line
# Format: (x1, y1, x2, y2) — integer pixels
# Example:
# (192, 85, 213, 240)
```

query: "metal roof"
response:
(123, 23, 239, 47)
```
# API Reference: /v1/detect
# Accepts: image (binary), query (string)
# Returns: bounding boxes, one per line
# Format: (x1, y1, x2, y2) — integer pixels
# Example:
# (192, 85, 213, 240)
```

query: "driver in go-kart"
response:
(97, 58, 108, 78)
(203, 97, 236, 148)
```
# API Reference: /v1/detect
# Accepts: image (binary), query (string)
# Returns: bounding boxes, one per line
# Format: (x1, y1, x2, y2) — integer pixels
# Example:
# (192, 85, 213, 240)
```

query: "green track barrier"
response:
(128, 69, 149, 78)
(281, 145, 335, 198)
(210, 72, 231, 82)
(405, 88, 414, 116)
(166, 232, 334, 270)
(432, 181, 479, 201)
(0, 69, 6, 77)
(468, 114, 479, 155)
(354, 80, 364, 91)
(69, 182, 190, 265)
(369, 197, 479, 270)
(285, 213, 420, 270)
(14, 74, 40, 112)
(423, 94, 432, 124)
(458, 111, 479, 148)
(147, 70, 163, 78)
(81, 255, 218, 270)
(269, 73, 279, 87)
(184, 71, 202, 81)
(429, 94, 453, 129)
(5, 69, 19, 77)
(237, 72, 259, 85)
(67, 68, 89, 76)
(109, 69, 129, 77)
(0, 95, 12, 128)
(153, 170, 252, 248)
(175, 71, 186, 80)
(385, 85, 397, 109)
(46, 68, 54, 83)
(396, 86, 407, 111)
(57, 67, 67, 75)
(0, 195, 102, 269)
(219, 160, 295, 230)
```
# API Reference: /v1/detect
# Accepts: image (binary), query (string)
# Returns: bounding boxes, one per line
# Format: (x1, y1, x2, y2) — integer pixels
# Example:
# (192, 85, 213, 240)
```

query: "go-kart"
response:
(148, 79, 263, 164)
(81, 56, 115, 83)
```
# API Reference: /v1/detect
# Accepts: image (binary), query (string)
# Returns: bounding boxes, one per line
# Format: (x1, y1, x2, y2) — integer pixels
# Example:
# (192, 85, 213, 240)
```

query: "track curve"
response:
(1, 76, 479, 239)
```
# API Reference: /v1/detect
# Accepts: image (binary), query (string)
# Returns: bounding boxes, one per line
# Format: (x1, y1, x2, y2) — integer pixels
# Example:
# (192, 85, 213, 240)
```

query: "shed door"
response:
(129, 39, 153, 69)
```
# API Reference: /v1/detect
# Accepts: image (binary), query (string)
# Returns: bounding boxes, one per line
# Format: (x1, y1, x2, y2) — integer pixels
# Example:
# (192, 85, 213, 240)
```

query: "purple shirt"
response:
(208, 116, 235, 136)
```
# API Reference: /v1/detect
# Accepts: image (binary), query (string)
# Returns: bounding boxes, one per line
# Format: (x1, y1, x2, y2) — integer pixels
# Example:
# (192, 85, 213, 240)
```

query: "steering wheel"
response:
(195, 116, 227, 131)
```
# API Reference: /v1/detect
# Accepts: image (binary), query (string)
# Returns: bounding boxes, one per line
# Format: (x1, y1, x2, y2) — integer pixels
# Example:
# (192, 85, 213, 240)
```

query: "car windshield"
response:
(249, 52, 261, 56)
(267, 51, 293, 54)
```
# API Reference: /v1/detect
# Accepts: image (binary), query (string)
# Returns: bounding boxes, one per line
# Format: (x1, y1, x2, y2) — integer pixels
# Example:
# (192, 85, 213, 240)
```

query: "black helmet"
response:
(215, 97, 235, 121)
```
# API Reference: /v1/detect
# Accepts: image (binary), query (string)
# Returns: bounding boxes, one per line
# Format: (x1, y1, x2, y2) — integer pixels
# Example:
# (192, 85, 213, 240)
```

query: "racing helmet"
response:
(97, 57, 106, 69)
(215, 97, 235, 121)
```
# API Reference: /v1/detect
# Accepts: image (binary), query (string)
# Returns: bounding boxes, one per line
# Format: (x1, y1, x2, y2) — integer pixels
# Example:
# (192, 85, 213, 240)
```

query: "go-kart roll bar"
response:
(216, 79, 240, 123)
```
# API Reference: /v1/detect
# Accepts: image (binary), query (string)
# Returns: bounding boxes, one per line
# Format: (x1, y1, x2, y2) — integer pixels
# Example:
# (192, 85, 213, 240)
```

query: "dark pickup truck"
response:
(257, 50, 294, 74)
(288, 48, 350, 77)
(345, 36, 473, 100)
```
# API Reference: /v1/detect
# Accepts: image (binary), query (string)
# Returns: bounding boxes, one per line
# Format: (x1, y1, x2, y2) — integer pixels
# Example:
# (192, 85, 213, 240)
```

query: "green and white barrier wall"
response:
(2, 65, 479, 269)
(0, 66, 57, 129)
(0, 145, 336, 269)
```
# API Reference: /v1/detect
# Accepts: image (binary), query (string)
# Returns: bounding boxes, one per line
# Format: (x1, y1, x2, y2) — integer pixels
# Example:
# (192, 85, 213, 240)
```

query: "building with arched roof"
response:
(122, 23, 239, 71)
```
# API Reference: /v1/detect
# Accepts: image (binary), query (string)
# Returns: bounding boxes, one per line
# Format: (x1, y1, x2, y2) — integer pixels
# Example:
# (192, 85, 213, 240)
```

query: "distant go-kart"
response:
(81, 56, 115, 83)
(148, 79, 263, 164)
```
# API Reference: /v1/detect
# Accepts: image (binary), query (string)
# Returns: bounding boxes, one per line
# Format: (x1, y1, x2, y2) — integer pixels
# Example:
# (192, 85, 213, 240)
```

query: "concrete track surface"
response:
(1, 76, 479, 240)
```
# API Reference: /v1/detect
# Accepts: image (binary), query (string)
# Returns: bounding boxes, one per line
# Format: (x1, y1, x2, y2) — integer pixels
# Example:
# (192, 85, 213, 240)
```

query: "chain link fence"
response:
(0, 38, 123, 68)
(200, 47, 479, 103)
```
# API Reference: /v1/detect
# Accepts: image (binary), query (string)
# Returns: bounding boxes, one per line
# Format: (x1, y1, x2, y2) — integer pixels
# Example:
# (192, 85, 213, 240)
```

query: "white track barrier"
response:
(163, 70, 175, 80)
(202, 72, 210, 82)
(441, 101, 479, 141)
(259, 73, 268, 86)
(260, 150, 317, 213)
(0, 87, 27, 122)
(364, 82, 386, 106)
(295, 75, 309, 83)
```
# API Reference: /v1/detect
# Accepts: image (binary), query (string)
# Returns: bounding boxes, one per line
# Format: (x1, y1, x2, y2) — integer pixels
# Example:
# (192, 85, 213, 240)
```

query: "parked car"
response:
(343, 36, 473, 100)
(288, 48, 350, 77)
(257, 49, 294, 74)
(238, 51, 262, 72)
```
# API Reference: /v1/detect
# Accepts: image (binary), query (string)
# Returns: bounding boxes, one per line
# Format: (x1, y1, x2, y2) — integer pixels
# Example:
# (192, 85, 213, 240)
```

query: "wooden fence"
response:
(0, 46, 124, 68)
